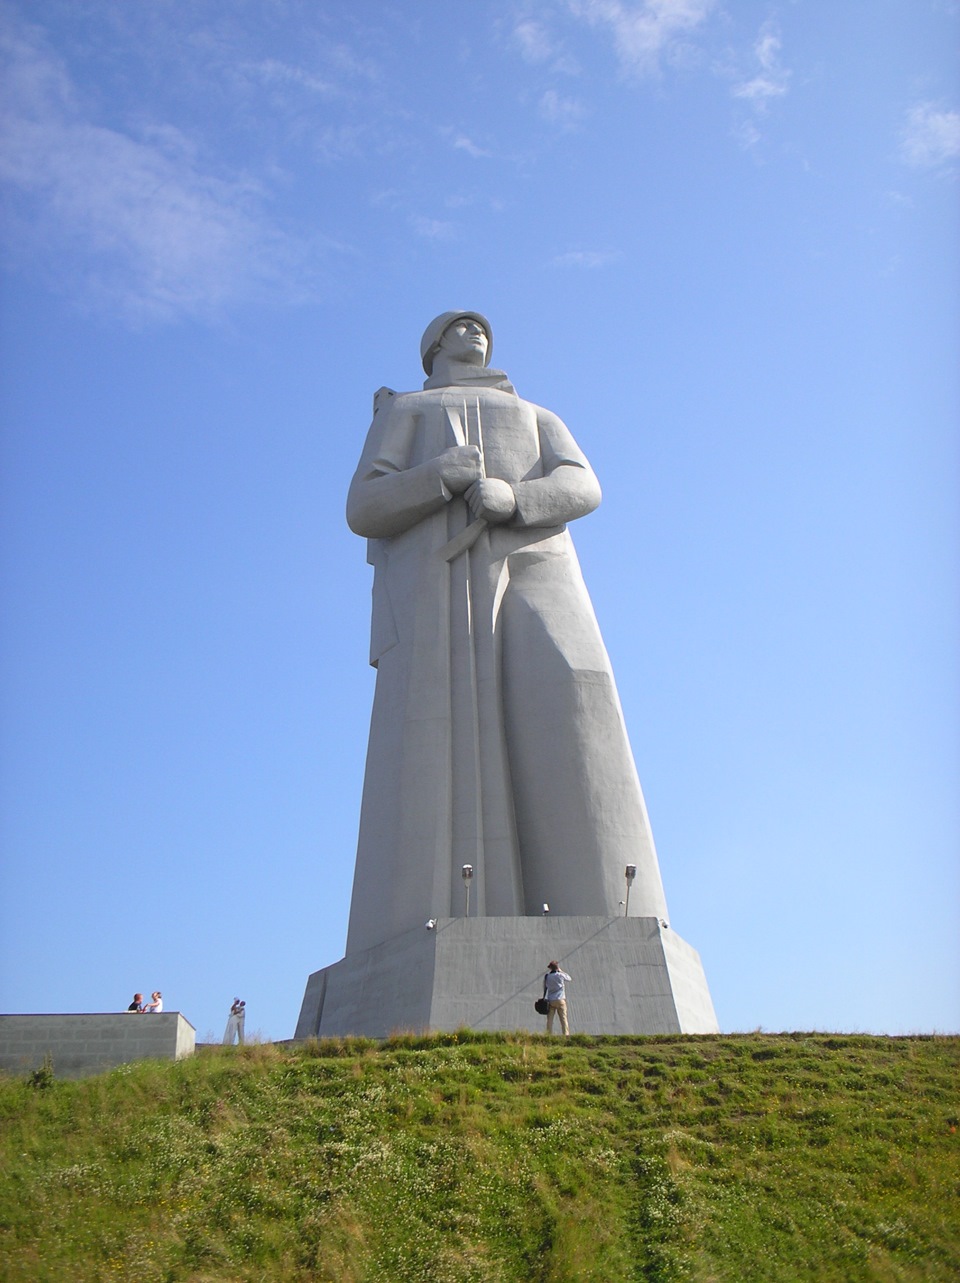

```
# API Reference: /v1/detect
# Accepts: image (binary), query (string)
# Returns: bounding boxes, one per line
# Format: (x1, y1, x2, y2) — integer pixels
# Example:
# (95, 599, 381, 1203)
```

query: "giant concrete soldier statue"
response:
(344, 311, 669, 956)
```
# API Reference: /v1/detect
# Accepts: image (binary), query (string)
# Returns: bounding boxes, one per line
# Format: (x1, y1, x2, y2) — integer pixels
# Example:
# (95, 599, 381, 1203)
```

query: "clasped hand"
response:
(464, 478, 516, 523)
(434, 448, 516, 524)
(435, 445, 482, 493)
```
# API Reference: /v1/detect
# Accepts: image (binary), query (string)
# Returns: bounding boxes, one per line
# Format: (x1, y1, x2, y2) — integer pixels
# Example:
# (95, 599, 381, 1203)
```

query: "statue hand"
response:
(435, 445, 483, 494)
(465, 478, 517, 523)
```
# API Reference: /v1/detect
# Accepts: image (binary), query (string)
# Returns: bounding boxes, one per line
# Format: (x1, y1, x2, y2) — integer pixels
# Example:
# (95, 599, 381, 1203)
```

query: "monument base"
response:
(295, 916, 718, 1039)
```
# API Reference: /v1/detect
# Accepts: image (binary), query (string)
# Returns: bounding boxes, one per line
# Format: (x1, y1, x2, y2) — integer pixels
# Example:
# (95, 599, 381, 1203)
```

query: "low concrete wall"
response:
(0, 1013, 196, 1080)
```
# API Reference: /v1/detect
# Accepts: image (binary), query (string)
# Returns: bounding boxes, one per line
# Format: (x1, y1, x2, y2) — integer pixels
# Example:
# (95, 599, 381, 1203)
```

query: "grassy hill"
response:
(0, 1031, 957, 1282)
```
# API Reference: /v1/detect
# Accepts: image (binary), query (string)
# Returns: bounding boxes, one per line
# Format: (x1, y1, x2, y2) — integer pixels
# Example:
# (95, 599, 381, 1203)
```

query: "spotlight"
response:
(425, 919, 437, 930)
(624, 864, 637, 917)
(542, 903, 550, 915)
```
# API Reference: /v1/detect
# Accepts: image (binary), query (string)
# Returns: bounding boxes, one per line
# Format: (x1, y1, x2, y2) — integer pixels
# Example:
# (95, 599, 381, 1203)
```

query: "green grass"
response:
(1, 1032, 957, 1281)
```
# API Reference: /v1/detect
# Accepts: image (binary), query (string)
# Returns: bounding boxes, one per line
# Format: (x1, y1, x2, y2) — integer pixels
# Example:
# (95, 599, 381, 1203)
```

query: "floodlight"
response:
(624, 864, 637, 916)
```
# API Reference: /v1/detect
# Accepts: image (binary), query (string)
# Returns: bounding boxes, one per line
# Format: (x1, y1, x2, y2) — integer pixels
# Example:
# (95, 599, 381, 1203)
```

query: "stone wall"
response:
(0, 1013, 196, 1079)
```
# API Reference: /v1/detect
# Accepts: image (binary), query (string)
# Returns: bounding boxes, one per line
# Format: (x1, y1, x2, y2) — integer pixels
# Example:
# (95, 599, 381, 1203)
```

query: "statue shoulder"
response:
(371, 386, 436, 419)
(520, 395, 558, 416)
(520, 398, 569, 431)
(371, 386, 395, 418)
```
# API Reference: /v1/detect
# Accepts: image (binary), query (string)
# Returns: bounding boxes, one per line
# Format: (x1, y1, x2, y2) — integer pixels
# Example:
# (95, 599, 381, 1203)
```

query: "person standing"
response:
(223, 998, 246, 1045)
(544, 962, 572, 1035)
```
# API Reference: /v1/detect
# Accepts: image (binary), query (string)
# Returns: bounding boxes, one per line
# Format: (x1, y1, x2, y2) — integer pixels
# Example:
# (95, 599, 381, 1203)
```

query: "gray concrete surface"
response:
(343, 312, 669, 957)
(296, 916, 718, 1038)
(0, 1012, 196, 1079)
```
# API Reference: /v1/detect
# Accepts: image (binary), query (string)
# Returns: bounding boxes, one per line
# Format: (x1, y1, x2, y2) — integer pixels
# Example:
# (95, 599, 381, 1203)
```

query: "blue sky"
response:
(1, 0, 957, 1042)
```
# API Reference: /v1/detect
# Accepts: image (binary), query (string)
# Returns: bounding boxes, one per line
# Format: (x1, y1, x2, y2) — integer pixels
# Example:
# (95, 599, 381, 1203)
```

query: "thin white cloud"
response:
(566, 0, 715, 76)
(313, 123, 367, 162)
(732, 23, 790, 106)
(899, 102, 960, 168)
(323, 42, 380, 84)
(884, 189, 914, 210)
(411, 215, 457, 240)
(551, 248, 623, 268)
(234, 42, 378, 102)
(512, 17, 580, 74)
(514, 19, 556, 64)
(437, 125, 493, 159)
(0, 22, 330, 323)
(539, 89, 585, 126)
(732, 119, 762, 152)
(453, 134, 492, 159)
(238, 57, 338, 98)
(728, 21, 791, 151)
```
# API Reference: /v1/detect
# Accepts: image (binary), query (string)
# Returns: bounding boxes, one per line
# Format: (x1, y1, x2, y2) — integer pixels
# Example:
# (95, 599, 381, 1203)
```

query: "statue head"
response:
(420, 311, 492, 375)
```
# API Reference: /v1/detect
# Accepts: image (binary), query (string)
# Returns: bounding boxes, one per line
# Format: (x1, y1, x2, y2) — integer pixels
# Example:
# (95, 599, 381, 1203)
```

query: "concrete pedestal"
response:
(296, 916, 718, 1039)
(0, 1013, 196, 1079)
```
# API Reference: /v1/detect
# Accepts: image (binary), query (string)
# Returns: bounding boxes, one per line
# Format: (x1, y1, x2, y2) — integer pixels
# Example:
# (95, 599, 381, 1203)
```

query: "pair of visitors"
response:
(126, 990, 162, 1013)
(223, 998, 246, 1045)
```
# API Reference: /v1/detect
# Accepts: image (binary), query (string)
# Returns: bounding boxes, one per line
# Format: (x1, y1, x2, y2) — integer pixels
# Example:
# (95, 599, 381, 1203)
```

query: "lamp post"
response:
(461, 864, 474, 917)
(624, 864, 637, 917)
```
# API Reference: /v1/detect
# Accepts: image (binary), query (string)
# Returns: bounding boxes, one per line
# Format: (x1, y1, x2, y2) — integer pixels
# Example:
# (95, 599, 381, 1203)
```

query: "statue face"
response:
(438, 316, 489, 366)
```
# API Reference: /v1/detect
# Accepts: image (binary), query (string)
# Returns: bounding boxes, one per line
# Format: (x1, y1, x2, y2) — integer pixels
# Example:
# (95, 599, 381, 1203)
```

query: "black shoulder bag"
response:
(534, 974, 550, 1015)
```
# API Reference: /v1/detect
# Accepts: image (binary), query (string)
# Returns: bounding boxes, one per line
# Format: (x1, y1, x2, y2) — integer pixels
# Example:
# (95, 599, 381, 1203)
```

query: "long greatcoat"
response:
(344, 377, 668, 956)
